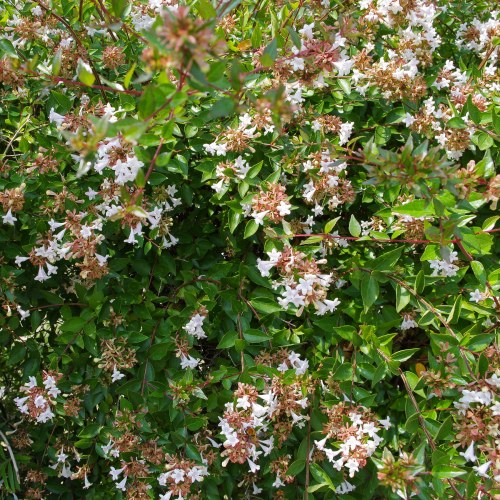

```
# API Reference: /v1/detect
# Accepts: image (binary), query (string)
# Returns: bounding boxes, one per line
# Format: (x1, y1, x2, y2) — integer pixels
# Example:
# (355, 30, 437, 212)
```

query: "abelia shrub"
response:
(0, 0, 498, 498)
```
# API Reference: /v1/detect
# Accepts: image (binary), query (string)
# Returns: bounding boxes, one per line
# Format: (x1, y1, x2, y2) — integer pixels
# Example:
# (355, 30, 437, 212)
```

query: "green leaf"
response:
(308, 483, 329, 493)
(123, 63, 136, 89)
(415, 270, 426, 293)
(431, 465, 466, 479)
(475, 150, 495, 178)
(217, 0, 242, 16)
(247, 161, 263, 179)
(217, 331, 238, 349)
(193, 387, 208, 399)
(338, 78, 351, 95)
(461, 232, 493, 256)
(349, 215, 361, 237)
(207, 97, 235, 120)
(286, 459, 306, 476)
(135, 168, 145, 188)
(335, 326, 356, 342)
(471, 131, 493, 151)
(482, 215, 499, 231)
(111, 0, 130, 18)
(243, 329, 270, 344)
(286, 26, 302, 49)
(185, 443, 202, 461)
(244, 220, 259, 238)
(470, 261, 487, 284)
(61, 317, 87, 333)
(465, 95, 481, 125)
(372, 364, 388, 386)
(361, 274, 379, 310)
(447, 295, 462, 324)
(372, 247, 403, 271)
(309, 463, 335, 490)
(78, 423, 101, 438)
(52, 49, 62, 76)
(396, 284, 411, 312)
(251, 24, 262, 49)
(492, 108, 500, 135)
(446, 117, 467, 129)
(434, 415, 453, 441)
(393, 200, 434, 217)
(392, 348, 419, 362)
(261, 38, 278, 67)
(465, 333, 495, 352)
(249, 297, 282, 314)
(149, 343, 171, 360)
(478, 353, 489, 377)
(324, 217, 340, 234)
(7, 344, 26, 366)
(197, 0, 216, 18)
(228, 211, 242, 233)
(138, 85, 166, 120)
(186, 416, 207, 431)
(77, 59, 95, 86)
(332, 362, 352, 381)
(375, 125, 390, 144)
(0, 39, 17, 57)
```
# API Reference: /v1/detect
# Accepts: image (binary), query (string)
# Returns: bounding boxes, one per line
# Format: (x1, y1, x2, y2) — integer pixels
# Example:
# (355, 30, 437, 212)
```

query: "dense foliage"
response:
(0, 0, 499, 498)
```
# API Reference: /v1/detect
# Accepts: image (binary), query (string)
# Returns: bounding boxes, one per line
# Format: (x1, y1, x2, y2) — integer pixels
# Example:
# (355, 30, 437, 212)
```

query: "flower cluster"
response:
(98, 337, 137, 382)
(257, 247, 340, 315)
(453, 374, 499, 483)
(204, 112, 262, 158)
(183, 307, 208, 340)
(301, 151, 355, 211)
(249, 183, 292, 226)
(0, 184, 25, 225)
(218, 381, 309, 477)
(315, 403, 391, 483)
(429, 248, 460, 278)
(0, 0, 498, 498)
(14, 372, 62, 423)
(211, 155, 251, 194)
(158, 456, 208, 499)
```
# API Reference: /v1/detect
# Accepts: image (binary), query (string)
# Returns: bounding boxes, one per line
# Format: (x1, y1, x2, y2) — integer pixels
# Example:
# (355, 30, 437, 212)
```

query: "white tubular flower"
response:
(473, 461, 491, 478)
(115, 476, 127, 491)
(2, 209, 17, 225)
(247, 457, 260, 473)
(459, 441, 476, 462)
(109, 466, 125, 481)
(180, 354, 199, 370)
(111, 365, 125, 383)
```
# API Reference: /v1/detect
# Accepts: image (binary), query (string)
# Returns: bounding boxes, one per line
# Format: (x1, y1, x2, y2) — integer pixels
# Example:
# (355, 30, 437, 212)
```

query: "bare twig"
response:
(376, 348, 465, 500)
(0, 429, 20, 485)
(285, 228, 499, 246)
(304, 394, 314, 499)
(34, 0, 105, 98)
(383, 271, 477, 380)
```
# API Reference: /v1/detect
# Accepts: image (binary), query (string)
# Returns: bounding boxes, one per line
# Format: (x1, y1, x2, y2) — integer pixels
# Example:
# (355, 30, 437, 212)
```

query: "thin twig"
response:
(0, 429, 20, 485)
(376, 348, 465, 500)
(24, 70, 143, 96)
(285, 228, 499, 246)
(141, 321, 160, 395)
(0, 113, 31, 169)
(304, 394, 314, 499)
(383, 271, 477, 380)
(34, 0, 105, 98)
(455, 238, 500, 309)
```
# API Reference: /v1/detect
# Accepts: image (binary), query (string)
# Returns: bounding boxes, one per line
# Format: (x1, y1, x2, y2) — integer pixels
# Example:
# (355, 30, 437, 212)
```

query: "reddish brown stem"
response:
(456, 238, 500, 309)
(34, 0, 105, 98)
(25, 71, 143, 96)
(286, 228, 499, 246)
